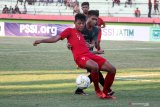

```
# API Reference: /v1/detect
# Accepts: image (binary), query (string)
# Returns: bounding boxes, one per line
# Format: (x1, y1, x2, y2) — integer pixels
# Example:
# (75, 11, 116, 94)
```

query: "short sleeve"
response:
(101, 18, 104, 24)
(101, 18, 104, 25)
(60, 28, 71, 40)
(98, 18, 104, 26)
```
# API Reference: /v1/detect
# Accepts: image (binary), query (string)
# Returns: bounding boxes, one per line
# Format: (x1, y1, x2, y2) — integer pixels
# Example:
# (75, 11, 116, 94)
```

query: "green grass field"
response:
(0, 37, 160, 107)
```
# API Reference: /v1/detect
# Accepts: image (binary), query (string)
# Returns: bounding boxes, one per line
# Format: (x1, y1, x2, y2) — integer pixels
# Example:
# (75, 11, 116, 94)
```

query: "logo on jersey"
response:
(76, 33, 81, 40)
(81, 57, 86, 60)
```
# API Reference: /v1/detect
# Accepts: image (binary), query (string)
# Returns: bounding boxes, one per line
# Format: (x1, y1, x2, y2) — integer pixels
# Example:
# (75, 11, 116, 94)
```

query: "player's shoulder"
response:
(65, 27, 74, 31)
(98, 17, 104, 22)
(64, 28, 76, 33)
(98, 17, 102, 20)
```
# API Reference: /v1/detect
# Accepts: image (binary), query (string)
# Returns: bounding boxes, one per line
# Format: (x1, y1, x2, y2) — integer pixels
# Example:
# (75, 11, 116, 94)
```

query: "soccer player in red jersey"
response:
(74, 10, 114, 96)
(33, 13, 116, 99)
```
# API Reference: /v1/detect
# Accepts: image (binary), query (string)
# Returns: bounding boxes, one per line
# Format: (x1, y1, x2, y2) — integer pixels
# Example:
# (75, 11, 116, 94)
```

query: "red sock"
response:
(90, 71, 100, 91)
(103, 73, 115, 95)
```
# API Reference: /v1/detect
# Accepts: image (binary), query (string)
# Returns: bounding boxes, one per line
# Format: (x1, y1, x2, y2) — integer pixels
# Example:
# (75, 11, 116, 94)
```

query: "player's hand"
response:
(96, 26, 101, 30)
(33, 40, 41, 46)
(97, 50, 104, 54)
(67, 43, 72, 50)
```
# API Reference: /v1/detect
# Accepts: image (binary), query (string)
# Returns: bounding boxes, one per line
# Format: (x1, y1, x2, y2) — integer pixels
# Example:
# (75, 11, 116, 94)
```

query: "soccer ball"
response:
(76, 75, 90, 89)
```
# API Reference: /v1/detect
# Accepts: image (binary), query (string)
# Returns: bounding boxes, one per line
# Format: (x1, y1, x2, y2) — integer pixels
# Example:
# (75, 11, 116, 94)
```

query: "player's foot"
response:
(96, 90, 106, 99)
(108, 89, 115, 96)
(74, 88, 88, 96)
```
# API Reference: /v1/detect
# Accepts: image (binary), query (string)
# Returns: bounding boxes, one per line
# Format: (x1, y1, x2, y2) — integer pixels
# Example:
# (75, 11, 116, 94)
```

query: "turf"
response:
(0, 37, 160, 107)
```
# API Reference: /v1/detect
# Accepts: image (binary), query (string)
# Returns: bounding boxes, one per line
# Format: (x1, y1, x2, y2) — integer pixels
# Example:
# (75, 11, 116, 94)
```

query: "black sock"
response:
(88, 71, 104, 86)
(88, 74, 92, 83)
(98, 72, 104, 87)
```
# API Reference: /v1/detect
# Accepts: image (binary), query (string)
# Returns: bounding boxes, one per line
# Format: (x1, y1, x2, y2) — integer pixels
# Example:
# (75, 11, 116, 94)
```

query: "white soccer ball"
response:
(76, 75, 90, 89)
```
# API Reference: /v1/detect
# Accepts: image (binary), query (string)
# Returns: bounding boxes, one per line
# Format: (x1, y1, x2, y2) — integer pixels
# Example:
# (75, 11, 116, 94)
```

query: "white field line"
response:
(116, 73, 160, 78)
(116, 73, 160, 81)
(104, 47, 160, 51)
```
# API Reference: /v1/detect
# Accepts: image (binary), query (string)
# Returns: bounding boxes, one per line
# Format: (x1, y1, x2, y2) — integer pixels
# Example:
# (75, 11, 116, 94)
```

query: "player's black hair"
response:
(81, 2, 89, 7)
(75, 13, 86, 22)
(88, 10, 99, 17)
(96, 10, 99, 17)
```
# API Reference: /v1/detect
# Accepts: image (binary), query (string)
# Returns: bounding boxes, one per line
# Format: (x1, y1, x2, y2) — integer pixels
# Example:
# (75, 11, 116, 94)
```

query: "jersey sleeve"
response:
(101, 18, 104, 25)
(98, 18, 104, 26)
(60, 28, 71, 40)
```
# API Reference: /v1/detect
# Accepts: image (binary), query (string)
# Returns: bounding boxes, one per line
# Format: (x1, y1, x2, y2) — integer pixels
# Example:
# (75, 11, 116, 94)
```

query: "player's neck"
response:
(74, 28, 81, 33)
(86, 24, 93, 31)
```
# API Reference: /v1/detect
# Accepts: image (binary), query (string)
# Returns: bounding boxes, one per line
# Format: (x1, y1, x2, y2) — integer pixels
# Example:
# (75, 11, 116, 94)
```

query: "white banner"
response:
(0, 22, 5, 36)
(101, 25, 150, 41)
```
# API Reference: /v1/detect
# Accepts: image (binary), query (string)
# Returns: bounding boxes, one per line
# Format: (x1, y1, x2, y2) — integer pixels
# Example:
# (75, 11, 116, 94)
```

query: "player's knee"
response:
(110, 66, 116, 74)
(86, 60, 99, 72)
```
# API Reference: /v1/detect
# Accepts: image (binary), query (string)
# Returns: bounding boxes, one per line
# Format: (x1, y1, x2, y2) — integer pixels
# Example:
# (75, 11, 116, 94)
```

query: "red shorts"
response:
(98, 30, 102, 42)
(75, 53, 106, 70)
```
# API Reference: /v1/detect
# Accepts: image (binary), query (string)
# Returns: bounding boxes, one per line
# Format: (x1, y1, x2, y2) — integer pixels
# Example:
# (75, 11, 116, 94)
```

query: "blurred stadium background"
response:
(0, 0, 160, 17)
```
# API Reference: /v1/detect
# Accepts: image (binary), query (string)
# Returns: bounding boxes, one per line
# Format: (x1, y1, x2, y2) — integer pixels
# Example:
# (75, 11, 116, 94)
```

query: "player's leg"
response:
(75, 69, 104, 95)
(76, 56, 105, 98)
(89, 54, 116, 99)
(88, 71, 104, 86)
(88, 70, 115, 96)
(100, 61, 116, 99)
(86, 60, 107, 98)
(84, 54, 115, 99)
(75, 69, 108, 96)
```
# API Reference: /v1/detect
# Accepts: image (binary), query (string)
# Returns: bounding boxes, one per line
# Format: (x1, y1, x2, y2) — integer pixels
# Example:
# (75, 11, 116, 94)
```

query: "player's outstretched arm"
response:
(33, 35, 61, 46)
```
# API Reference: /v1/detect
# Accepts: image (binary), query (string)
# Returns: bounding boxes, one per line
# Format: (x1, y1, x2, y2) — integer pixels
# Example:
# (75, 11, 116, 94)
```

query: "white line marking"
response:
(117, 73, 160, 78)
(116, 73, 160, 81)
(103, 47, 160, 51)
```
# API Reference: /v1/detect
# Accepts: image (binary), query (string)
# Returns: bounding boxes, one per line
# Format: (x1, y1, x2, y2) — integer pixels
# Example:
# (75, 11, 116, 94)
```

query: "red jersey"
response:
(97, 17, 104, 27)
(60, 28, 90, 60)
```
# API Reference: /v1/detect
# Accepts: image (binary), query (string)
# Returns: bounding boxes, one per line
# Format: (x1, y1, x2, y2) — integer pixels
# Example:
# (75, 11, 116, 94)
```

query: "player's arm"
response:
(67, 42, 72, 50)
(101, 22, 105, 28)
(33, 28, 70, 46)
(90, 40, 96, 49)
(33, 35, 61, 46)
(100, 18, 105, 28)
(85, 41, 94, 49)
(92, 28, 100, 50)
